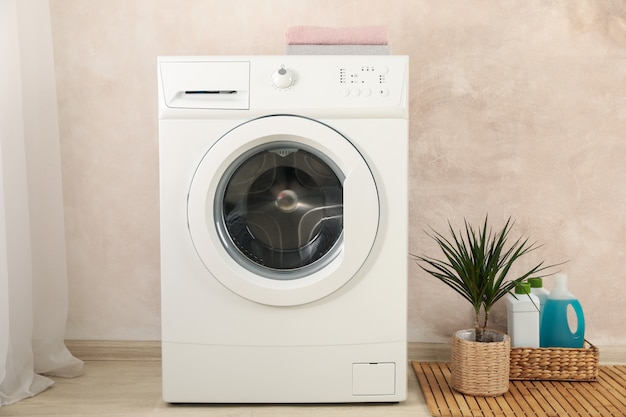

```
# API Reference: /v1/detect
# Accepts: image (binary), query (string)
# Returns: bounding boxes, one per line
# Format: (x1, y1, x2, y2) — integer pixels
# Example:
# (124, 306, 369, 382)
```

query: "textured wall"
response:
(49, 0, 626, 344)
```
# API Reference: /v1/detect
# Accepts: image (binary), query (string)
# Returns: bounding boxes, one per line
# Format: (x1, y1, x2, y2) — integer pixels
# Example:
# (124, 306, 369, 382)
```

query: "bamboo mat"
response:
(412, 362, 626, 417)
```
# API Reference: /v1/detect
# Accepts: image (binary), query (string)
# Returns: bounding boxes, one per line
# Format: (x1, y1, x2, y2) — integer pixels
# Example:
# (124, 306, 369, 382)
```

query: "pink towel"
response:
(285, 26, 388, 45)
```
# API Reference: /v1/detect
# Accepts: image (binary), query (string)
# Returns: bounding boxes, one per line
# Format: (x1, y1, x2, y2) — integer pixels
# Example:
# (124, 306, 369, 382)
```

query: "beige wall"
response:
(49, 0, 626, 344)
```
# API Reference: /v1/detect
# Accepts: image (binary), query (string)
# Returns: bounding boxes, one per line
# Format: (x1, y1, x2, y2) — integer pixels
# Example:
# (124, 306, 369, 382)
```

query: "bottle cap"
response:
(554, 273, 568, 291)
(528, 277, 543, 288)
(514, 282, 531, 295)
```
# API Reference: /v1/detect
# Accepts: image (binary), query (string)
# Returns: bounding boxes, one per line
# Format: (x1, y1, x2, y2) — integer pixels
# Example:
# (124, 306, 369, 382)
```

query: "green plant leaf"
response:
(411, 215, 562, 341)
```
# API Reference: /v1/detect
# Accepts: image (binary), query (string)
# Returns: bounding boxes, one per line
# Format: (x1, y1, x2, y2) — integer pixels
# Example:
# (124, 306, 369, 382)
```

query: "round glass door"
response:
(217, 143, 343, 278)
(187, 115, 379, 306)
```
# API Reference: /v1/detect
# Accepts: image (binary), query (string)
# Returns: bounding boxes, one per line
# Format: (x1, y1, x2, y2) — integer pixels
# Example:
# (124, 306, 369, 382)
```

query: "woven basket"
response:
(509, 340, 599, 381)
(450, 329, 511, 397)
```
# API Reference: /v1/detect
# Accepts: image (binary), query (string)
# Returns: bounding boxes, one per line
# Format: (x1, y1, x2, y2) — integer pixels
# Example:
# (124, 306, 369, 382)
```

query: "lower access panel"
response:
(352, 362, 396, 396)
(162, 341, 406, 403)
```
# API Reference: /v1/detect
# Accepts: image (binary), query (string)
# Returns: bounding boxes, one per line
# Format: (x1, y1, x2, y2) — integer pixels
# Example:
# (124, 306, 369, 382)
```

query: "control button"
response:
(340, 87, 350, 97)
(351, 88, 361, 97)
(379, 66, 389, 75)
(271, 66, 295, 90)
(378, 88, 390, 97)
(362, 88, 372, 97)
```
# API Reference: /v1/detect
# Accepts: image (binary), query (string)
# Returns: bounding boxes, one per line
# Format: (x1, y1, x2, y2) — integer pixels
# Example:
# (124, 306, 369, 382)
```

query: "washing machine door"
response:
(187, 115, 379, 306)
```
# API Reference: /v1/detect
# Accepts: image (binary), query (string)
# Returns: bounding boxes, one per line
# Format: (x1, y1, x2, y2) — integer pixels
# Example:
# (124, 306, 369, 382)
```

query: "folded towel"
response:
(285, 25, 388, 45)
(286, 44, 391, 55)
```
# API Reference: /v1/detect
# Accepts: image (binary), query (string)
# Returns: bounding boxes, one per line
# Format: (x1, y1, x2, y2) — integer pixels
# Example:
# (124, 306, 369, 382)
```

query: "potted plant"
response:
(412, 216, 554, 396)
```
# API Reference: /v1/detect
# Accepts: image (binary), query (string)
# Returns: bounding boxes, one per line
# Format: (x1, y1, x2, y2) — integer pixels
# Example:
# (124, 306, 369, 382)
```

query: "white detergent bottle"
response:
(506, 282, 540, 348)
(540, 273, 585, 348)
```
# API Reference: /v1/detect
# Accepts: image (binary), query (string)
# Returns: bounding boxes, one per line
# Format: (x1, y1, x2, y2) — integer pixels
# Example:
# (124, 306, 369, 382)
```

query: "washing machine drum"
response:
(187, 116, 379, 306)
(220, 145, 343, 272)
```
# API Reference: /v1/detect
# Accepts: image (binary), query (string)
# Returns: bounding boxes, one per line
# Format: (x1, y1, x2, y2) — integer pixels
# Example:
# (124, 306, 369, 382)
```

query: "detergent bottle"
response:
(540, 273, 585, 348)
(506, 282, 540, 348)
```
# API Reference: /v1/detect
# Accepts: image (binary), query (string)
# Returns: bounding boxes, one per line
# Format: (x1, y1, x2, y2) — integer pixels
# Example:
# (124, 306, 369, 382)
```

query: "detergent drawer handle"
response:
(184, 90, 238, 95)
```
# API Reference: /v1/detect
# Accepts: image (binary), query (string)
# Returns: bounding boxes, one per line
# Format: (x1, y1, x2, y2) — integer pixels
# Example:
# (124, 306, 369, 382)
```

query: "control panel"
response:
(257, 56, 407, 112)
(338, 65, 390, 97)
(158, 56, 408, 114)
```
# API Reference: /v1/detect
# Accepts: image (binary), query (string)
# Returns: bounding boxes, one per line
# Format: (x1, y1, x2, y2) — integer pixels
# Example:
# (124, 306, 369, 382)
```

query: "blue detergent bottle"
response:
(540, 273, 585, 348)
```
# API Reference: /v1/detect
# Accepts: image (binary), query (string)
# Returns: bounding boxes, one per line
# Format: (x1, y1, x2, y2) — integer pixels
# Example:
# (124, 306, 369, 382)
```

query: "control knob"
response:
(271, 66, 295, 90)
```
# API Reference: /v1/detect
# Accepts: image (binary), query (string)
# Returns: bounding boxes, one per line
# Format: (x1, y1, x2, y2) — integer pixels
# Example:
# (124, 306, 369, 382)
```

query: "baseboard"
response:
(65, 340, 161, 361)
(64, 340, 450, 362)
(65, 340, 626, 364)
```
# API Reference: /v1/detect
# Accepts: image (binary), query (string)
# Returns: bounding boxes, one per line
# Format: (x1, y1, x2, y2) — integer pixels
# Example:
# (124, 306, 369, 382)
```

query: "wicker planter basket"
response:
(451, 329, 511, 397)
(509, 340, 599, 381)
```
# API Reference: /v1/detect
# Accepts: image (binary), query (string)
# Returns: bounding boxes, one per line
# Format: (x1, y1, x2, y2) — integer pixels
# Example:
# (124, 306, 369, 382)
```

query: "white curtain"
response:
(1, 0, 83, 407)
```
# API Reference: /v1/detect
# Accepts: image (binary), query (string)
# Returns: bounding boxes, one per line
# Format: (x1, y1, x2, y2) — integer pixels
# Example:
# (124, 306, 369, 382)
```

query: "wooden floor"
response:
(3, 342, 625, 417)
(413, 362, 626, 417)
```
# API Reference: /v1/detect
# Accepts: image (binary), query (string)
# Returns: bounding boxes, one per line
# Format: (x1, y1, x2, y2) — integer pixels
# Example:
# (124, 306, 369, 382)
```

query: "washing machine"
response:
(158, 55, 409, 403)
